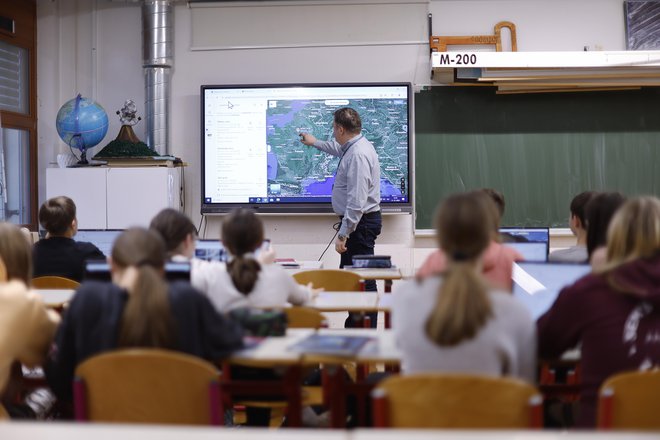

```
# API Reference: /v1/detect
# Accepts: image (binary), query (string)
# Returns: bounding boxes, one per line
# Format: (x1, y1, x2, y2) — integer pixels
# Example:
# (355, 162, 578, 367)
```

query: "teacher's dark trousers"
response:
(339, 211, 382, 328)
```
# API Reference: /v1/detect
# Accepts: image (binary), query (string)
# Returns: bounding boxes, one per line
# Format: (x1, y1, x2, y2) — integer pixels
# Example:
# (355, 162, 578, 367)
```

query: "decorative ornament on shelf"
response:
(94, 99, 160, 160)
(55, 94, 109, 167)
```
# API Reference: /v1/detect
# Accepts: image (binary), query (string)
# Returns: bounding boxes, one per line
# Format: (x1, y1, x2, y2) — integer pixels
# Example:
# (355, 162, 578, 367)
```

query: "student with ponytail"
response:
(193, 208, 314, 312)
(392, 192, 535, 381)
(45, 228, 244, 404)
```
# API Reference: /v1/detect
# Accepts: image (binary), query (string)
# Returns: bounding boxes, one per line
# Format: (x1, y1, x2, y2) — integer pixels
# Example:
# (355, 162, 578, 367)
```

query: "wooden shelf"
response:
(431, 50, 660, 93)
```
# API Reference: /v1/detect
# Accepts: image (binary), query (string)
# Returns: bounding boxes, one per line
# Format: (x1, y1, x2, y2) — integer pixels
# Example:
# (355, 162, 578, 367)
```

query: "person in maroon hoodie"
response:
(537, 195, 660, 428)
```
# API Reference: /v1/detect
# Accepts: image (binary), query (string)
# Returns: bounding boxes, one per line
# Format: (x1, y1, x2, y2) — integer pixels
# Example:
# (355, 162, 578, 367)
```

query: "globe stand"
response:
(68, 148, 107, 168)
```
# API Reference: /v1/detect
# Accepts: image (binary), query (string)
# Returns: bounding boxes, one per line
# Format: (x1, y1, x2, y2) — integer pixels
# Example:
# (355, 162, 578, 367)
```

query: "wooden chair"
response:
(285, 306, 327, 329)
(372, 374, 543, 428)
(293, 269, 362, 291)
(32, 276, 80, 289)
(73, 349, 222, 425)
(597, 369, 660, 430)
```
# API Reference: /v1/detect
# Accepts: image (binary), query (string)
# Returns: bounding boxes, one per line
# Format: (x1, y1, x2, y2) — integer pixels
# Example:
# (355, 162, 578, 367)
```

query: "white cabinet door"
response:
(46, 168, 107, 229)
(106, 167, 180, 229)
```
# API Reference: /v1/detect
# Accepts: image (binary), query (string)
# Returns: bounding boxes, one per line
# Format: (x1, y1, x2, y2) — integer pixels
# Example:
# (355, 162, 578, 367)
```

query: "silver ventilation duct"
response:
(142, 0, 172, 155)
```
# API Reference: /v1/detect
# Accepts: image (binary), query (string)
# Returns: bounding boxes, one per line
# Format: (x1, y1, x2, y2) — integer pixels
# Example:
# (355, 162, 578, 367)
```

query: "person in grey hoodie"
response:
(538, 196, 660, 427)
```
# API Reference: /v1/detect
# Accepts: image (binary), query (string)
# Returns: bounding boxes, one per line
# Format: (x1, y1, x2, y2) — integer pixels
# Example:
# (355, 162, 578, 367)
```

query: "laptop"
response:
(194, 239, 270, 262)
(194, 239, 228, 262)
(74, 229, 123, 257)
(503, 242, 548, 262)
(84, 261, 191, 282)
(512, 261, 591, 320)
(500, 227, 550, 259)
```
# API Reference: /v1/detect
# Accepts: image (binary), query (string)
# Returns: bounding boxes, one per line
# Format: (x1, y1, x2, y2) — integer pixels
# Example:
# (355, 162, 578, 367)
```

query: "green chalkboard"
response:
(414, 86, 660, 230)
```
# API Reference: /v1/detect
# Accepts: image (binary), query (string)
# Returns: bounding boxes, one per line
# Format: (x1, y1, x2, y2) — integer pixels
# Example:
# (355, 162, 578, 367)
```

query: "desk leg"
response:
(323, 365, 347, 428)
(384, 280, 392, 293)
(283, 366, 303, 427)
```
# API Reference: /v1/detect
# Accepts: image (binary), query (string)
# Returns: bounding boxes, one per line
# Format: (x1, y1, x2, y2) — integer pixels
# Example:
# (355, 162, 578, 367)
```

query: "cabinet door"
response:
(46, 168, 107, 229)
(106, 167, 180, 229)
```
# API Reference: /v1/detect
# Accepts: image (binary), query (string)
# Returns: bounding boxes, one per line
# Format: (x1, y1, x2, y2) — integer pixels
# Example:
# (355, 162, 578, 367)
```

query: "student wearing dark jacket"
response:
(32, 196, 104, 281)
(538, 196, 660, 427)
(45, 228, 244, 404)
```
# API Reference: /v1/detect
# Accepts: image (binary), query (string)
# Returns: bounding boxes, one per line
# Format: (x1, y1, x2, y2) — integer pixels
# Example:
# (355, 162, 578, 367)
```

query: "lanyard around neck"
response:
(334, 135, 363, 183)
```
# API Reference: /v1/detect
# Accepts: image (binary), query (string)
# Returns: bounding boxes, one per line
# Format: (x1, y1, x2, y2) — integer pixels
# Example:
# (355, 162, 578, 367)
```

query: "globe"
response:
(56, 94, 108, 164)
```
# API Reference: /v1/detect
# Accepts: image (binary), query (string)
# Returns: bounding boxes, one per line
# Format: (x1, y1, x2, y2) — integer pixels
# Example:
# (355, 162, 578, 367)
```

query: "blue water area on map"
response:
(267, 152, 278, 180)
(302, 176, 334, 195)
(299, 177, 403, 197)
(381, 179, 402, 197)
(267, 101, 307, 129)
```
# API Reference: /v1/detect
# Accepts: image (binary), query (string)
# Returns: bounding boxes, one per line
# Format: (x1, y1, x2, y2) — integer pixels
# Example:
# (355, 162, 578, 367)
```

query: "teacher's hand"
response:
(335, 235, 347, 254)
(299, 132, 316, 146)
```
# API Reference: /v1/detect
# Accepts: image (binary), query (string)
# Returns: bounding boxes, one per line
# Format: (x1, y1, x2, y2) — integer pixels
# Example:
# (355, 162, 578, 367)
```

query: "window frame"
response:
(0, 0, 37, 229)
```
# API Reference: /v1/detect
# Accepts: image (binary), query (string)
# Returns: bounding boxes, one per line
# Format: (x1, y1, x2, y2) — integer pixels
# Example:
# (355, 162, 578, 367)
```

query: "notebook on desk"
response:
(512, 261, 591, 320)
(288, 334, 373, 357)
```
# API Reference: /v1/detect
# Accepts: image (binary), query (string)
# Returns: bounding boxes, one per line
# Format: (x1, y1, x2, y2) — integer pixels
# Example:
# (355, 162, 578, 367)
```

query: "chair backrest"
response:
(0, 403, 8, 420)
(372, 374, 542, 428)
(31, 276, 80, 289)
(597, 369, 660, 430)
(74, 349, 221, 425)
(285, 307, 327, 329)
(293, 269, 362, 291)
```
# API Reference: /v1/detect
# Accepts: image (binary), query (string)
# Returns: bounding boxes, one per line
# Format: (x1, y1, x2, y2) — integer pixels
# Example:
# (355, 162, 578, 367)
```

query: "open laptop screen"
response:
(512, 261, 591, 320)
(194, 240, 227, 262)
(194, 239, 270, 262)
(84, 261, 191, 283)
(503, 242, 548, 262)
(74, 230, 123, 257)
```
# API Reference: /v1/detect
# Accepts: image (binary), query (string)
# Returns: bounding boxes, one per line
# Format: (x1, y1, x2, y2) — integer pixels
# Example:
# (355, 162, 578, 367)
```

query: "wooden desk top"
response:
(352, 430, 659, 440)
(343, 267, 403, 281)
(228, 328, 401, 366)
(0, 423, 343, 440)
(229, 328, 313, 366)
(35, 288, 75, 306)
(310, 291, 380, 312)
(318, 328, 401, 364)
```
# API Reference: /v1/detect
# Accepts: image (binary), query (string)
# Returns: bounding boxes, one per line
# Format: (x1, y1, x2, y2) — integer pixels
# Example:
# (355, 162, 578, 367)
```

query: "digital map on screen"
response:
(265, 99, 409, 201)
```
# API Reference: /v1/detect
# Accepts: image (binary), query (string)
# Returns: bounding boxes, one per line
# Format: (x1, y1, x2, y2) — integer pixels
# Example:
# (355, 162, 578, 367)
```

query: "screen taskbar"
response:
(203, 196, 408, 204)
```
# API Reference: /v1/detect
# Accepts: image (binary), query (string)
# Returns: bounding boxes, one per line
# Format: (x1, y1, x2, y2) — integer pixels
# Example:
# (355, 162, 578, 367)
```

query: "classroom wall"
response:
(36, 0, 624, 274)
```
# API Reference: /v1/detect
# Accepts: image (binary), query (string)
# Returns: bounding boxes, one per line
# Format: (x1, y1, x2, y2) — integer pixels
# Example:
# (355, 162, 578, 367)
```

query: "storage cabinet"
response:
(46, 167, 182, 229)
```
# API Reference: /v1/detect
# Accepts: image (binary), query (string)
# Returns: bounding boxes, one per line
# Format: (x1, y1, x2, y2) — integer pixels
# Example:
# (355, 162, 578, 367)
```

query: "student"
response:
(0, 223, 60, 417)
(32, 196, 105, 281)
(538, 196, 660, 427)
(149, 208, 275, 293)
(393, 192, 535, 381)
(198, 209, 313, 312)
(44, 227, 244, 404)
(584, 191, 626, 269)
(549, 191, 595, 263)
(417, 189, 523, 291)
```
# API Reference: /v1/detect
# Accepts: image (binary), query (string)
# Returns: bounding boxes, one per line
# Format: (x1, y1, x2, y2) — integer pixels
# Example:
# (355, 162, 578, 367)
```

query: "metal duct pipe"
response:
(142, 0, 172, 155)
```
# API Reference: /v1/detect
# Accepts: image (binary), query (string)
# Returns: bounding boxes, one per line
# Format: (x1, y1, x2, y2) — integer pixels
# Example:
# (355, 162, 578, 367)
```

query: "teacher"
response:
(300, 107, 382, 325)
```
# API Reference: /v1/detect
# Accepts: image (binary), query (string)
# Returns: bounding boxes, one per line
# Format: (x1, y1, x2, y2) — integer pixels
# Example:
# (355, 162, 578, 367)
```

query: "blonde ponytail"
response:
(425, 261, 492, 346)
(112, 228, 175, 349)
(425, 191, 495, 346)
(118, 264, 174, 348)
